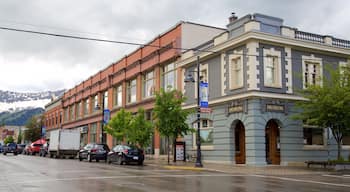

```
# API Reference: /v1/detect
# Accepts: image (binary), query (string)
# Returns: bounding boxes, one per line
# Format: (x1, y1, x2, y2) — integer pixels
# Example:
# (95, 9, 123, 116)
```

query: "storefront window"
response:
(303, 125, 324, 145)
(193, 119, 213, 146)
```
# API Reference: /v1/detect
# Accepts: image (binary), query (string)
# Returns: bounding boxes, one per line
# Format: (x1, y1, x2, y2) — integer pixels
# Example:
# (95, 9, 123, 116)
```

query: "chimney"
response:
(229, 12, 238, 23)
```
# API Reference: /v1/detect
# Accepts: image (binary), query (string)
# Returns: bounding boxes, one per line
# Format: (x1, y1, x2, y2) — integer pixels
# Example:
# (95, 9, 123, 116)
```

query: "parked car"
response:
(16, 144, 26, 154)
(3, 142, 18, 155)
(39, 142, 49, 157)
(24, 138, 47, 155)
(107, 145, 144, 165)
(0, 143, 3, 153)
(78, 143, 110, 162)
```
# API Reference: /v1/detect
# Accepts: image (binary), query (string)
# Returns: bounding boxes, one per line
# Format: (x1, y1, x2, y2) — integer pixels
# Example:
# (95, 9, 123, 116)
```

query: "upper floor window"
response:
(92, 95, 98, 112)
(103, 91, 108, 109)
(162, 63, 176, 90)
(302, 55, 323, 89)
(70, 105, 74, 121)
(143, 70, 155, 98)
(263, 48, 282, 88)
(64, 108, 69, 122)
(76, 102, 82, 119)
(229, 55, 243, 89)
(303, 62, 321, 88)
(127, 79, 137, 103)
(114, 85, 123, 107)
(84, 98, 89, 116)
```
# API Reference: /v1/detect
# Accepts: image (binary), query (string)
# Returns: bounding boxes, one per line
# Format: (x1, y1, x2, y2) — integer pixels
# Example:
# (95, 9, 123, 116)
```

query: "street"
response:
(0, 155, 349, 192)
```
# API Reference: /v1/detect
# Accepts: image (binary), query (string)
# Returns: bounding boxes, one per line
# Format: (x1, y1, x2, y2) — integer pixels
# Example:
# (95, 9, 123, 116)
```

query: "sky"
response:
(0, 0, 349, 92)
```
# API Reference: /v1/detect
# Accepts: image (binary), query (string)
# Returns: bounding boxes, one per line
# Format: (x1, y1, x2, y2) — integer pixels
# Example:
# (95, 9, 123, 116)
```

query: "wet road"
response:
(0, 154, 349, 192)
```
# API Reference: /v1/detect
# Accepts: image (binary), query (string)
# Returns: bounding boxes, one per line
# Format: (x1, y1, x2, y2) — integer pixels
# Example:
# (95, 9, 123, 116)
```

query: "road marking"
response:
(323, 174, 350, 179)
(253, 174, 350, 188)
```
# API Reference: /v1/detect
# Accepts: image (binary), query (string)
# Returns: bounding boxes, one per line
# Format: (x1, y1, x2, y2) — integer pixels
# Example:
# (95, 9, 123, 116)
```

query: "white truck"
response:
(48, 129, 80, 159)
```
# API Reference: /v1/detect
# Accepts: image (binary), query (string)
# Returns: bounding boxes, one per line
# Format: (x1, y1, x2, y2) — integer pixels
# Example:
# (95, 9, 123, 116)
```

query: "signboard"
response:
(175, 141, 186, 161)
(228, 105, 243, 114)
(103, 109, 110, 124)
(266, 104, 284, 112)
(200, 107, 212, 113)
(200, 82, 209, 108)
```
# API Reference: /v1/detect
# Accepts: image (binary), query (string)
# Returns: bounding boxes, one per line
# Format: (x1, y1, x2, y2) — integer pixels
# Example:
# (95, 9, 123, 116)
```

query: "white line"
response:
(323, 174, 350, 179)
(252, 174, 350, 188)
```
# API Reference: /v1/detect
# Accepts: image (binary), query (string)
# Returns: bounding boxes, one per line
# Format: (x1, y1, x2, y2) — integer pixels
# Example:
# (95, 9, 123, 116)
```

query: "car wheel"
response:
(14, 152, 17, 156)
(107, 157, 111, 164)
(118, 156, 123, 165)
(87, 154, 92, 162)
(3, 152, 6, 155)
(96, 159, 99, 162)
(79, 155, 83, 161)
(138, 160, 143, 166)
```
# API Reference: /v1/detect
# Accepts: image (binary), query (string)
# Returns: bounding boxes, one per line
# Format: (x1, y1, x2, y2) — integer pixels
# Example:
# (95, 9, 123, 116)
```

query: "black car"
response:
(3, 143, 18, 155)
(78, 143, 110, 162)
(107, 145, 144, 165)
(16, 144, 26, 154)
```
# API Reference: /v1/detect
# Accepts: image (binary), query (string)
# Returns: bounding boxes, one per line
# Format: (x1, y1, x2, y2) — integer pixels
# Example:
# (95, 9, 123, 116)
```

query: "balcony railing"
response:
(332, 38, 350, 48)
(295, 31, 324, 44)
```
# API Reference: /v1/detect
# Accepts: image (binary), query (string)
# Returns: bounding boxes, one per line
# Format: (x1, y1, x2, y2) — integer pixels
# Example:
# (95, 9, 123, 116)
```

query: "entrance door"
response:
(235, 121, 245, 164)
(265, 120, 280, 164)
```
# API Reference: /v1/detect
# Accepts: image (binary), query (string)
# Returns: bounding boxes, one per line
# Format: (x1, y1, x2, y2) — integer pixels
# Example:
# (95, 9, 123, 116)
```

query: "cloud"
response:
(0, 0, 349, 92)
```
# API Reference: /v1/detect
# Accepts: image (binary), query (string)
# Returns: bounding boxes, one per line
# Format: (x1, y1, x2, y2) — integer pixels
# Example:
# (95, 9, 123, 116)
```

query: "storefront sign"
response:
(175, 141, 186, 161)
(266, 104, 284, 112)
(228, 105, 243, 114)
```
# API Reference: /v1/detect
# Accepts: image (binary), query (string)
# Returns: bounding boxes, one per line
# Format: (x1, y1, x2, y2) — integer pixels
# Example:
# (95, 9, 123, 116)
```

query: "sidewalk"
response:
(145, 159, 337, 176)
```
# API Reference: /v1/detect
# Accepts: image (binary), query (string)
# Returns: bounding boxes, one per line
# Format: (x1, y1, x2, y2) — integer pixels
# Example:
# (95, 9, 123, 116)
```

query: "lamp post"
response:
(184, 56, 203, 167)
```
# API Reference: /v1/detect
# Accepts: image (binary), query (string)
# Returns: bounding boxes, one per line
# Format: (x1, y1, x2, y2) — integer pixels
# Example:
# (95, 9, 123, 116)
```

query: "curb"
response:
(163, 165, 205, 171)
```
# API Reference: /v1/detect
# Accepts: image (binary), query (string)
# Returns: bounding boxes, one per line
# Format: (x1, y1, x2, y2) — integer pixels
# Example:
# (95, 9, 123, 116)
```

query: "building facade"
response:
(46, 22, 224, 156)
(179, 13, 350, 165)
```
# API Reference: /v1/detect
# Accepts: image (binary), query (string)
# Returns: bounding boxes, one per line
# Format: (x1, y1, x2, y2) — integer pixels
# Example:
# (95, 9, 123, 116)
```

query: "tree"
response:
(4, 135, 14, 144)
(104, 108, 132, 143)
(17, 132, 22, 144)
(24, 115, 43, 142)
(128, 108, 153, 149)
(295, 65, 350, 160)
(153, 88, 193, 164)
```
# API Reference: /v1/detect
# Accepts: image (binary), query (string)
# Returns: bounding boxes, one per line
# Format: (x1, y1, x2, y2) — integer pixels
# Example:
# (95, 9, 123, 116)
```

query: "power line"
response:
(0, 26, 346, 63)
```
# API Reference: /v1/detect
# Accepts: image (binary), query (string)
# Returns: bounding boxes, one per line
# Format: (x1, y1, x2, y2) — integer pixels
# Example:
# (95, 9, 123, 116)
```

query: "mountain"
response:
(0, 89, 65, 125)
(0, 90, 65, 113)
(0, 108, 44, 126)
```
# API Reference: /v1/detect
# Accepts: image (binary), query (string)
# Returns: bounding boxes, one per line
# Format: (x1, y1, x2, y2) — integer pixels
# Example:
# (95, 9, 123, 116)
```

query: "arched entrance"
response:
(234, 121, 245, 164)
(265, 119, 280, 165)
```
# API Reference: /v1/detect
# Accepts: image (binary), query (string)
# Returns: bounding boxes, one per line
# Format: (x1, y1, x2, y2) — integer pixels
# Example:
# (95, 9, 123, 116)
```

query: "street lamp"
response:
(94, 96, 107, 144)
(184, 56, 203, 167)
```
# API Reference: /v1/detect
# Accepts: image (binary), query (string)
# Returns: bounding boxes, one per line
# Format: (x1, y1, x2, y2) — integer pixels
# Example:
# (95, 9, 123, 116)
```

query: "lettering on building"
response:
(266, 104, 284, 112)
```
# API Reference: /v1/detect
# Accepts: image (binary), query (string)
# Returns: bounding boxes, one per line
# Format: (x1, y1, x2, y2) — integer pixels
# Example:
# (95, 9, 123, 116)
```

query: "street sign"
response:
(200, 82, 209, 108)
(103, 109, 110, 124)
(200, 107, 212, 113)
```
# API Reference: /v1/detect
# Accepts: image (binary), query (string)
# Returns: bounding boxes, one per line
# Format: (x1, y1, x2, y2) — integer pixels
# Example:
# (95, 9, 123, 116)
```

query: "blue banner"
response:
(103, 109, 110, 124)
(200, 82, 209, 108)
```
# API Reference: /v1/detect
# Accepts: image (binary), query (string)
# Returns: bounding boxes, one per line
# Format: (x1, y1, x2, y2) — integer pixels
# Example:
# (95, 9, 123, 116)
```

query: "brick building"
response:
(45, 22, 224, 157)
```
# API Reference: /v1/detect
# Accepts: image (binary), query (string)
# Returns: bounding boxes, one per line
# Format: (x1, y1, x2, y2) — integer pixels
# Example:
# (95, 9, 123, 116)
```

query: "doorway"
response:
(265, 120, 280, 165)
(234, 121, 245, 164)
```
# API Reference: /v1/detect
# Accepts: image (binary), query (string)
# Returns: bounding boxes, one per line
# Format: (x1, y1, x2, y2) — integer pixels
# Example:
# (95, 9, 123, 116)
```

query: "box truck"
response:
(49, 129, 80, 159)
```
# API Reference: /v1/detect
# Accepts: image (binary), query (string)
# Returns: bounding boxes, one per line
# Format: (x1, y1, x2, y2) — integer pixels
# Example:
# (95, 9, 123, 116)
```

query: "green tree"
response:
(104, 108, 132, 143)
(295, 65, 350, 160)
(17, 132, 22, 144)
(128, 108, 153, 149)
(24, 115, 43, 142)
(153, 88, 193, 164)
(4, 135, 14, 144)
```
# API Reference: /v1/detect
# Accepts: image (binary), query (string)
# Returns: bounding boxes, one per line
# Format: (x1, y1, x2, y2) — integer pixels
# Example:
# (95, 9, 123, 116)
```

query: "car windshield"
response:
(84, 144, 93, 150)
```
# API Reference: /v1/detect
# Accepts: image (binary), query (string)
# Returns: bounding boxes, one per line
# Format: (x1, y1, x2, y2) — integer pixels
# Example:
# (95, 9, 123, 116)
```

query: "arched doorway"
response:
(234, 121, 245, 164)
(265, 119, 280, 165)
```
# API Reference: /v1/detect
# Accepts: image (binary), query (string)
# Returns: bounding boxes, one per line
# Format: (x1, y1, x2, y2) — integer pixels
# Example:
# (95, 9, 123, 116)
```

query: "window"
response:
(162, 63, 176, 90)
(60, 112, 62, 124)
(303, 62, 321, 88)
(114, 85, 122, 107)
(229, 56, 243, 89)
(70, 105, 74, 121)
(76, 102, 81, 119)
(264, 55, 280, 87)
(92, 95, 98, 112)
(103, 91, 108, 109)
(303, 125, 324, 145)
(143, 70, 155, 98)
(90, 123, 97, 143)
(84, 98, 89, 116)
(127, 79, 137, 103)
(193, 119, 213, 146)
(64, 108, 68, 122)
(342, 134, 350, 146)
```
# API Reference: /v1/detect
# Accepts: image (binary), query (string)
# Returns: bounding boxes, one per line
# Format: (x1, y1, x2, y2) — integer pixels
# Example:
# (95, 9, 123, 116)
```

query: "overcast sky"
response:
(0, 0, 349, 92)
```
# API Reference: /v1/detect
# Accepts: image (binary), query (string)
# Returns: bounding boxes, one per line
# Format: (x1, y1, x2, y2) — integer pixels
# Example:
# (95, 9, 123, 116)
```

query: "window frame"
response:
(302, 55, 323, 89)
(263, 48, 282, 88)
(192, 119, 214, 150)
(162, 63, 176, 90)
(143, 70, 155, 99)
(127, 78, 137, 104)
(114, 84, 123, 107)
(229, 51, 244, 90)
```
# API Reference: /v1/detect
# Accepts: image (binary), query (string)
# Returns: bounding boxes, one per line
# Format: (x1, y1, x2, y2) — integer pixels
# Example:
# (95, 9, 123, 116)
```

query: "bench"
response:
(305, 161, 331, 168)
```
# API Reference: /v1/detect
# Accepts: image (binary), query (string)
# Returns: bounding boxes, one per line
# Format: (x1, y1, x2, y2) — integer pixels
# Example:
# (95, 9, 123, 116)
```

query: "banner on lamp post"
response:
(103, 109, 110, 124)
(200, 82, 208, 108)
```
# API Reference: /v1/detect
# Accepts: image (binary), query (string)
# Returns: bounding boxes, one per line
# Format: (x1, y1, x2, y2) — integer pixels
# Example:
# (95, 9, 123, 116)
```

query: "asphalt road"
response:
(0, 154, 349, 192)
